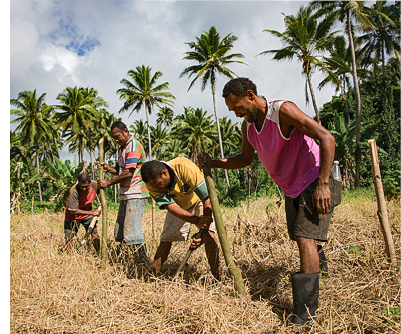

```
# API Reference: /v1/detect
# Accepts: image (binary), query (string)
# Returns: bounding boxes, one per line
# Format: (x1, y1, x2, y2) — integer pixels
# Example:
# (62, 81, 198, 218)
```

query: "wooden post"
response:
(203, 161, 245, 296)
(98, 138, 108, 265)
(368, 139, 396, 265)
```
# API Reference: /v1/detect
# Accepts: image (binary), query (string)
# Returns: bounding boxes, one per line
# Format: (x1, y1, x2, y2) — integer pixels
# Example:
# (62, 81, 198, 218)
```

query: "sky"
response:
(9, 0, 343, 163)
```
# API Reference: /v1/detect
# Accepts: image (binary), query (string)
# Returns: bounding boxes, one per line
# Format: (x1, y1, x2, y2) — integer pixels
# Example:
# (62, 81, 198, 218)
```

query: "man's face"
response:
(78, 182, 91, 193)
(146, 169, 170, 192)
(225, 93, 258, 123)
(111, 128, 130, 147)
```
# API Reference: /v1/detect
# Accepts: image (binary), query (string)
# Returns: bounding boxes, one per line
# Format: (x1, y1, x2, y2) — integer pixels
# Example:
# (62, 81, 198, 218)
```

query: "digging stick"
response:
(98, 138, 108, 265)
(368, 139, 396, 265)
(202, 161, 245, 296)
(175, 229, 204, 276)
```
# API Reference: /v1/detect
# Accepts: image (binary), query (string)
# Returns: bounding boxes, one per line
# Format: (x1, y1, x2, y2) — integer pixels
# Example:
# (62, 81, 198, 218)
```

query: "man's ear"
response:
(246, 89, 256, 101)
(161, 169, 168, 178)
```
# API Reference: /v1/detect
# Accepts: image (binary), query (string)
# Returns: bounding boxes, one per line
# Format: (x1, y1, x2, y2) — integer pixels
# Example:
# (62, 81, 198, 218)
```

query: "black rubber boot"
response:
(287, 272, 319, 327)
(317, 245, 328, 276)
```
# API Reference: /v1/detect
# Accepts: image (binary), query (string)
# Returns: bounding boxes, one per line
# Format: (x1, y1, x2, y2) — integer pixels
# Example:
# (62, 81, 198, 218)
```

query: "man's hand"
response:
(197, 215, 213, 230)
(190, 233, 204, 250)
(92, 208, 102, 217)
(312, 179, 331, 214)
(97, 162, 109, 173)
(197, 152, 213, 169)
(97, 179, 109, 189)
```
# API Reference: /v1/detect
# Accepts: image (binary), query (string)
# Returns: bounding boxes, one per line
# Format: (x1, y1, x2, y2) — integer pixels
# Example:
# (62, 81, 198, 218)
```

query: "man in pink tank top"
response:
(198, 78, 340, 328)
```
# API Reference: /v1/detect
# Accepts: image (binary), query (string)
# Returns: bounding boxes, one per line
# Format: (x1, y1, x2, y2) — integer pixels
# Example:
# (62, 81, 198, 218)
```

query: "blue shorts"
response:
(114, 198, 147, 245)
(64, 217, 98, 241)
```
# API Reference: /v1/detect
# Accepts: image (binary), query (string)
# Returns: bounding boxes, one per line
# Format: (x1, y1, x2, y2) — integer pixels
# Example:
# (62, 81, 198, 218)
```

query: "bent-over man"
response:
(198, 78, 341, 327)
(141, 157, 220, 280)
(97, 121, 149, 262)
(64, 172, 100, 253)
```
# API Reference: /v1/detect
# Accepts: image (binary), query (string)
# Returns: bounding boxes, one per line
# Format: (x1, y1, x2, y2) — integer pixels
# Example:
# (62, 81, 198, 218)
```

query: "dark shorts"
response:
(285, 174, 341, 242)
(64, 217, 98, 241)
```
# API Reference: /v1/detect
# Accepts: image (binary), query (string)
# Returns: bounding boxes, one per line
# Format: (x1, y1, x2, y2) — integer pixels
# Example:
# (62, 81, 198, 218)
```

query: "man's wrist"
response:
(317, 176, 329, 186)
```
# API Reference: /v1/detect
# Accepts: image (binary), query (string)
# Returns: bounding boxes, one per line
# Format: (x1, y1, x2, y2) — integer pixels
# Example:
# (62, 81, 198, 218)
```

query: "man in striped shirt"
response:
(97, 121, 149, 262)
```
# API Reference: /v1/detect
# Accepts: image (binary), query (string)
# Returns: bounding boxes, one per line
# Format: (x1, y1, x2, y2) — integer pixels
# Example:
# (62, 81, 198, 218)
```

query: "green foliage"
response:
(26, 157, 85, 211)
(382, 169, 400, 199)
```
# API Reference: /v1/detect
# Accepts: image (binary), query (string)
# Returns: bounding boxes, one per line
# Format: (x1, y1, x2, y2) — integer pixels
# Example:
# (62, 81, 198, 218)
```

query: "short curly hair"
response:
(222, 78, 257, 98)
(141, 161, 167, 183)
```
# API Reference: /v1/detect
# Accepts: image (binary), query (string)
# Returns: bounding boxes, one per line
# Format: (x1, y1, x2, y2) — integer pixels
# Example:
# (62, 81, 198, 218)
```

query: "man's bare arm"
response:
(70, 208, 101, 217)
(198, 120, 254, 170)
(164, 203, 213, 230)
(97, 168, 135, 189)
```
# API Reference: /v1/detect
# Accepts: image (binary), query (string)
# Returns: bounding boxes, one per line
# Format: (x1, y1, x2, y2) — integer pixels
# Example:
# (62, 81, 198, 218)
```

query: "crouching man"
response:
(141, 158, 219, 280)
(64, 173, 101, 254)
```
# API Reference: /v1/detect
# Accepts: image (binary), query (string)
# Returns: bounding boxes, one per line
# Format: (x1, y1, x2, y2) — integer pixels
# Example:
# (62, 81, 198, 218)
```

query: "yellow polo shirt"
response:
(148, 157, 209, 210)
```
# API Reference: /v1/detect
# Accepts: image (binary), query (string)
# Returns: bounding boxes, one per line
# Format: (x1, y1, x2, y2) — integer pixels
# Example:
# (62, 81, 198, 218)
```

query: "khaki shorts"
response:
(160, 200, 216, 242)
(285, 174, 341, 242)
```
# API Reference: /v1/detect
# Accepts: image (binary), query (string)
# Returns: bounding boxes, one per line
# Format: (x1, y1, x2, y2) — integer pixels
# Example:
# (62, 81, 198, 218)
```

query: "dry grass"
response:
(10, 194, 400, 333)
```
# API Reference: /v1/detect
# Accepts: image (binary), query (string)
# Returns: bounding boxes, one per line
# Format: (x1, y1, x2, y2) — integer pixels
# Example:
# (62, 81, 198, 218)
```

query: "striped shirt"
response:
(116, 135, 149, 200)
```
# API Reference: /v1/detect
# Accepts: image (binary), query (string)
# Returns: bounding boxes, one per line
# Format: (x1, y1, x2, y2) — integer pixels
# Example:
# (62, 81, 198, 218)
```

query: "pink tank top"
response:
(247, 100, 320, 198)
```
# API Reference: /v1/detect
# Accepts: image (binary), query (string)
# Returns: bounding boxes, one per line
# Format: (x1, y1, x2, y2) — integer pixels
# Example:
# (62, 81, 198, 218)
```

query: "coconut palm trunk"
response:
(35, 144, 42, 201)
(347, 10, 362, 188)
(306, 67, 320, 124)
(342, 76, 351, 124)
(212, 81, 230, 187)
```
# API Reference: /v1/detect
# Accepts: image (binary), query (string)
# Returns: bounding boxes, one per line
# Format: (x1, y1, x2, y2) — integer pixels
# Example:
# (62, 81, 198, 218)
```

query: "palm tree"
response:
(318, 35, 353, 123)
(54, 86, 107, 163)
(162, 139, 187, 161)
(150, 123, 169, 160)
(310, 1, 374, 187)
(258, 5, 339, 124)
(358, 1, 400, 76)
(171, 107, 217, 162)
(10, 90, 58, 201)
(117, 65, 175, 160)
(218, 117, 242, 157)
(156, 107, 175, 128)
(129, 119, 148, 153)
(180, 26, 247, 186)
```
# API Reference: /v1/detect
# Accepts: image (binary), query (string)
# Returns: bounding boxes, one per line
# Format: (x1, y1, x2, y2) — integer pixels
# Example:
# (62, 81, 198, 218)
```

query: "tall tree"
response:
(258, 5, 339, 124)
(310, 0, 374, 187)
(150, 123, 169, 160)
(180, 26, 247, 186)
(117, 65, 175, 160)
(171, 107, 217, 162)
(358, 1, 400, 76)
(156, 106, 175, 127)
(10, 90, 57, 201)
(129, 119, 148, 152)
(54, 86, 107, 163)
(318, 35, 353, 123)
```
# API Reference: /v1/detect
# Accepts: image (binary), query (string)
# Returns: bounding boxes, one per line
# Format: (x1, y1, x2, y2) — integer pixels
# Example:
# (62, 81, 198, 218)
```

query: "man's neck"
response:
(166, 164, 176, 188)
(255, 97, 268, 130)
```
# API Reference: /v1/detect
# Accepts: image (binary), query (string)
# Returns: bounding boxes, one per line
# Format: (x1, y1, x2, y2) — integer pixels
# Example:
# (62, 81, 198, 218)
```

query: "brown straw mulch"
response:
(10, 195, 400, 333)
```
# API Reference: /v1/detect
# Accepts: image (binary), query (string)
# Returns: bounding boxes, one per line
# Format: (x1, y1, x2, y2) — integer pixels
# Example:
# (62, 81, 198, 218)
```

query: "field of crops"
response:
(10, 193, 400, 333)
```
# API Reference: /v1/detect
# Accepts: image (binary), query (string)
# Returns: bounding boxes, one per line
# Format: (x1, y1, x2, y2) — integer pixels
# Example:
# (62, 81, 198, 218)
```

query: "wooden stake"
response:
(203, 161, 245, 296)
(368, 139, 396, 265)
(98, 138, 108, 265)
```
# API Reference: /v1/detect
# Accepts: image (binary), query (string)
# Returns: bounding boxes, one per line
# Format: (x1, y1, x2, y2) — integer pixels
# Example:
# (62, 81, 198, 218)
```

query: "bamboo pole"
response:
(203, 161, 245, 296)
(98, 138, 108, 265)
(368, 139, 396, 265)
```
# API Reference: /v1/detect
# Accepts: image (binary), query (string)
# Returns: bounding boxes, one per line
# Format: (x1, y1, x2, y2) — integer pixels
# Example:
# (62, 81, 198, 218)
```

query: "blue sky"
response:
(9, 0, 343, 163)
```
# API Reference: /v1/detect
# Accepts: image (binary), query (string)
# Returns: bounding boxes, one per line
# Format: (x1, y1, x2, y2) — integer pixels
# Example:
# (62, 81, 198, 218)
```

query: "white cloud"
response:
(10, 0, 339, 162)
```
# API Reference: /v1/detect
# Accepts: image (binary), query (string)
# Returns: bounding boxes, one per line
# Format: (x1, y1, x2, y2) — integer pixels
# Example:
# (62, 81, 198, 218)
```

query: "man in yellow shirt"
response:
(141, 157, 219, 280)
